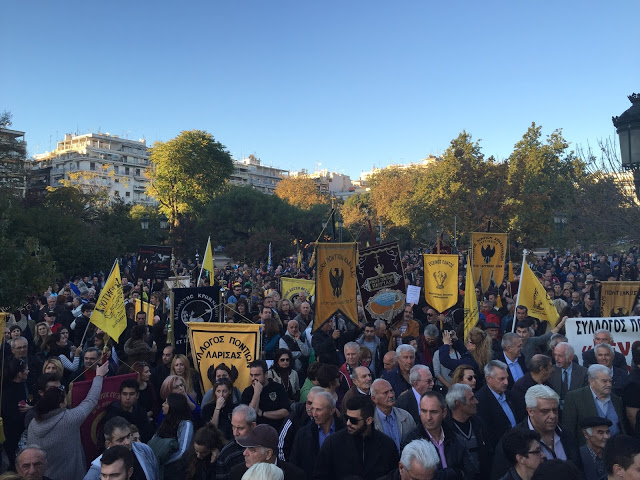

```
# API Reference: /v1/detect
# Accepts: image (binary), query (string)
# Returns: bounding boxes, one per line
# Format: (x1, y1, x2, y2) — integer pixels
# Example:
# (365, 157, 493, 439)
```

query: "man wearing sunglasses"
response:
(314, 395, 399, 480)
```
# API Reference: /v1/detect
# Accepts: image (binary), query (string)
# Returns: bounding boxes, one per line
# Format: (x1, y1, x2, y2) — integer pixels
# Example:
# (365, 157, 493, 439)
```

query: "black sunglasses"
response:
(345, 415, 362, 425)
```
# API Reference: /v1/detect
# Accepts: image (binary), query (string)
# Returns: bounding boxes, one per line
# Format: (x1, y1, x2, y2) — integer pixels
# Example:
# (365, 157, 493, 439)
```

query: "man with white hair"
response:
(562, 364, 626, 446)
(475, 360, 517, 449)
(289, 390, 344, 478)
(377, 439, 441, 480)
(396, 365, 434, 425)
(341, 366, 373, 417)
(549, 342, 588, 410)
(594, 343, 628, 397)
(16, 445, 51, 480)
(491, 384, 580, 479)
(339, 342, 361, 389)
(382, 344, 415, 397)
(370, 379, 416, 452)
(582, 329, 628, 370)
(579, 416, 612, 480)
(445, 383, 492, 479)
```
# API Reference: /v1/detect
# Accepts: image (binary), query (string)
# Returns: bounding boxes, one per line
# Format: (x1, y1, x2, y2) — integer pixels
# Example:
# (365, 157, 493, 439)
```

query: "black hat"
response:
(236, 424, 278, 452)
(480, 320, 499, 331)
(44, 310, 56, 317)
(580, 416, 612, 429)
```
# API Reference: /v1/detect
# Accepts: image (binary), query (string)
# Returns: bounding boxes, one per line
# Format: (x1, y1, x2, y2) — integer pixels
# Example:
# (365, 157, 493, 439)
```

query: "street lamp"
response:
(140, 215, 149, 230)
(612, 93, 640, 199)
(159, 214, 168, 230)
(553, 214, 567, 230)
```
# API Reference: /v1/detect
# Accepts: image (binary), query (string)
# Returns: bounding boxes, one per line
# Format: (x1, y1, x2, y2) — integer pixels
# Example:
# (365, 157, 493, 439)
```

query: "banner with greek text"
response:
(600, 281, 640, 317)
(280, 278, 316, 304)
(188, 322, 261, 392)
(423, 254, 459, 313)
(471, 232, 507, 293)
(565, 316, 640, 366)
(315, 242, 359, 330)
(357, 242, 406, 326)
(171, 286, 221, 355)
(71, 373, 137, 468)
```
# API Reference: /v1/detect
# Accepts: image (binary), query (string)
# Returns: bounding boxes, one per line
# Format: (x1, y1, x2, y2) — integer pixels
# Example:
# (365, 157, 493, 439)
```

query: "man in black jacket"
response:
(475, 360, 517, 450)
(313, 395, 399, 480)
(493, 333, 528, 390)
(311, 319, 341, 366)
(401, 391, 475, 480)
(445, 383, 492, 480)
(491, 384, 581, 479)
(290, 390, 345, 478)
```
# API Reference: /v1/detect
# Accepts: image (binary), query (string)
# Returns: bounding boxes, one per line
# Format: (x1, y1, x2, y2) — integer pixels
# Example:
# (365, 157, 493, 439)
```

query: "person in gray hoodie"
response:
(27, 360, 109, 480)
(83, 416, 159, 480)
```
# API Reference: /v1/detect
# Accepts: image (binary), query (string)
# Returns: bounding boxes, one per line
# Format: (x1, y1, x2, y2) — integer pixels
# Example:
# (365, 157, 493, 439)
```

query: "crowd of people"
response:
(1, 247, 640, 480)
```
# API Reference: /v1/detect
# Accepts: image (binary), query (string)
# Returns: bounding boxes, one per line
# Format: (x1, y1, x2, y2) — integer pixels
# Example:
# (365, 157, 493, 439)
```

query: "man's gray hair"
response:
(484, 360, 508, 378)
(588, 364, 611, 380)
(554, 341, 574, 357)
(593, 329, 613, 341)
(344, 341, 359, 353)
(400, 439, 440, 471)
(409, 365, 431, 385)
(233, 404, 257, 424)
(308, 386, 325, 399)
(370, 379, 391, 397)
(313, 390, 336, 409)
(549, 334, 568, 350)
(423, 324, 439, 338)
(10, 336, 27, 348)
(242, 462, 284, 480)
(501, 332, 520, 350)
(17, 444, 47, 464)
(524, 384, 559, 409)
(445, 383, 472, 410)
(396, 344, 416, 356)
(374, 319, 386, 329)
(594, 343, 614, 355)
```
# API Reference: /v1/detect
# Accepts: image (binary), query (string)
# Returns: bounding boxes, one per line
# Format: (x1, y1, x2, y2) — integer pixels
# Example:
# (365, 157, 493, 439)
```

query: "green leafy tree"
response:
(503, 123, 585, 247)
(274, 176, 328, 209)
(146, 130, 234, 228)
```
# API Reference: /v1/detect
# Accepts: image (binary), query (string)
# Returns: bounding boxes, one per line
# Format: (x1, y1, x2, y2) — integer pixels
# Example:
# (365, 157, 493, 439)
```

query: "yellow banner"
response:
(463, 262, 479, 340)
(188, 322, 261, 392)
(518, 263, 559, 327)
(90, 263, 127, 342)
(202, 236, 214, 274)
(471, 232, 507, 293)
(134, 298, 156, 326)
(281, 278, 315, 303)
(600, 281, 640, 317)
(423, 254, 459, 313)
(314, 242, 359, 330)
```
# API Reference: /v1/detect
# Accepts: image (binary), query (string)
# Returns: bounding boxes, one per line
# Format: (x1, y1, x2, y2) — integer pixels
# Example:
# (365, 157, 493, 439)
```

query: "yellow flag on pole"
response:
(508, 261, 515, 282)
(463, 262, 479, 340)
(90, 262, 127, 342)
(134, 298, 156, 326)
(202, 236, 214, 275)
(518, 263, 559, 327)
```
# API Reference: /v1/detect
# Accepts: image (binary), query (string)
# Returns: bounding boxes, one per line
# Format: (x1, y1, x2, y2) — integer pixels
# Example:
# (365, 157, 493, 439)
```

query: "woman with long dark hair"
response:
(149, 393, 195, 480)
(27, 361, 109, 479)
(132, 360, 161, 419)
(185, 424, 227, 480)
(267, 348, 300, 402)
(200, 379, 234, 441)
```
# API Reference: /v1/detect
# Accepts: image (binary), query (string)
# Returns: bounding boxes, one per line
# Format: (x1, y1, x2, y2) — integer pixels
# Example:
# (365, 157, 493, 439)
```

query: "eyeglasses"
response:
(345, 415, 361, 425)
(466, 375, 476, 380)
(278, 358, 290, 362)
(426, 313, 435, 317)
(527, 448, 543, 456)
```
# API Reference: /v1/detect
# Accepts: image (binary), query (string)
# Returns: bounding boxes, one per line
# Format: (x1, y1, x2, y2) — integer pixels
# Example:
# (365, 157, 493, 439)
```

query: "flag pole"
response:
(512, 249, 528, 332)
(197, 236, 210, 287)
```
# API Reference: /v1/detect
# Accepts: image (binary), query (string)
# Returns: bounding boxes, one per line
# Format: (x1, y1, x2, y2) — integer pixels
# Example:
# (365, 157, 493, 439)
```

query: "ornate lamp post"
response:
(612, 93, 640, 199)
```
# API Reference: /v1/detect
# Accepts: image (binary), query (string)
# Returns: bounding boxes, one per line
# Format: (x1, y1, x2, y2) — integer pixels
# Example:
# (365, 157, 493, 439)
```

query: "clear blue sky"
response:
(2, 1, 638, 179)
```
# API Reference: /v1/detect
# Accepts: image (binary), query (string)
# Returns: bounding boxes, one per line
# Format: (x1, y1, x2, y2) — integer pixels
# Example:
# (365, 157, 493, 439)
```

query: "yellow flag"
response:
(202, 236, 214, 275)
(508, 261, 515, 282)
(463, 262, 479, 340)
(91, 262, 127, 342)
(297, 249, 302, 269)
(471, 233, 507, 292)
(518, 263, 559, 327)
(134, 298, 156, 326)
(423, 254, 459, 313)
(281, 278, 315, 303)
